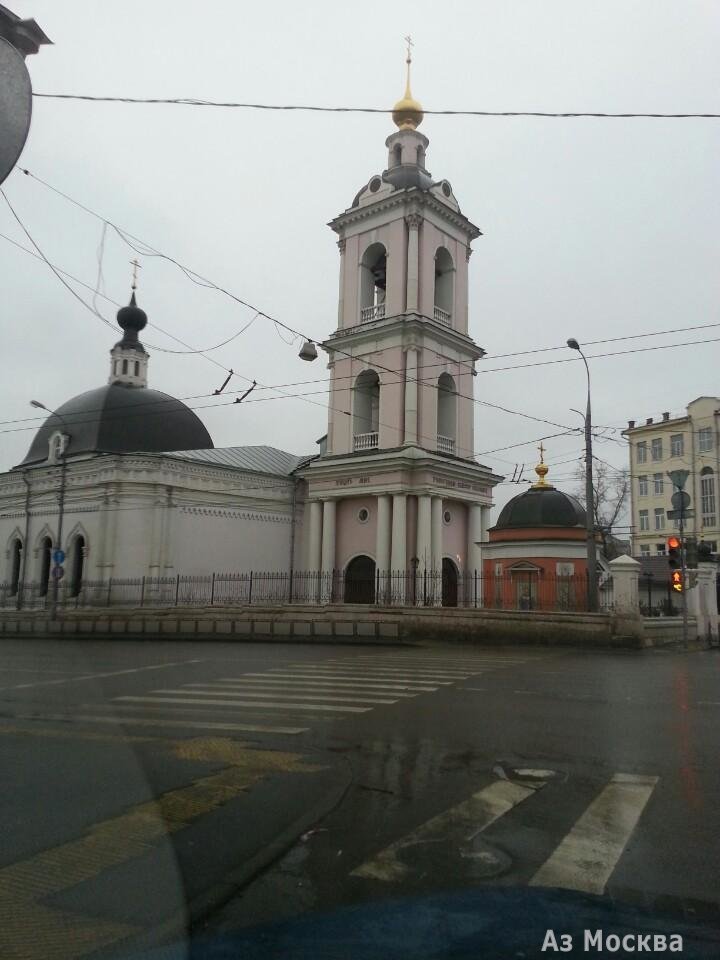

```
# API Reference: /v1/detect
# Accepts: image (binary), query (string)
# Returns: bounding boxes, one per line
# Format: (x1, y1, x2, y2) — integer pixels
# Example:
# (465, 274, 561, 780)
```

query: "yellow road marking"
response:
(0, 731, 322, 960)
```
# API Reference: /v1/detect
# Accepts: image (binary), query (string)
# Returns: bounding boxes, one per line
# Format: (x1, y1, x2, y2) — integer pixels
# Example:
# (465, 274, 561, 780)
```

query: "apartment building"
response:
(622, 397, 720, 558)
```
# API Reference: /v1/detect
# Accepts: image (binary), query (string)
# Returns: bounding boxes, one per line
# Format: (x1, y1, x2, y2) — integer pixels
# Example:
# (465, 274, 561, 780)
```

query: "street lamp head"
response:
(566, 338, 580, 351)
(298, 340, 318, 362)
(30, 399, 47, 410)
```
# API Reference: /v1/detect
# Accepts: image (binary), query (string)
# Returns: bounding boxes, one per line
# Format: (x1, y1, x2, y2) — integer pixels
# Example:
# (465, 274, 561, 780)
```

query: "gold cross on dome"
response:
(130, 258, 142, 291)
(538, 442, 545, 463)
(404, 34, 414, 62)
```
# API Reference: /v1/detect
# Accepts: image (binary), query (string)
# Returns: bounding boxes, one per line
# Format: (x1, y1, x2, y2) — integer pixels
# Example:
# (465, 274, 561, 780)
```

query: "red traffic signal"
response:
(667, 536, 681, 550)
(671, 570, 684, 593)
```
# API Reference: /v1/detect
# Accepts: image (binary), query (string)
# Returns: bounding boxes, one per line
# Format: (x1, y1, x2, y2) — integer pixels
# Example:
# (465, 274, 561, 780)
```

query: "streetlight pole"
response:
(30, 400, 71, 618)
(567, 339, 599, 613)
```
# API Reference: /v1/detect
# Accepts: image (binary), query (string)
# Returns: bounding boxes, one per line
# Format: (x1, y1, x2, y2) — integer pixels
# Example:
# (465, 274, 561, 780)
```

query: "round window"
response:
(443, 509, 452, 525)
(442, 181, 452, 197)
(369, 177, 382, 193)
(358, 508, 370, 523)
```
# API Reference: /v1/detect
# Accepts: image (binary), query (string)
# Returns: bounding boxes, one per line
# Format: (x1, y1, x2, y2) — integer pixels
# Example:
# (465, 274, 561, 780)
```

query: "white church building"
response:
(1, 63, 502, 608)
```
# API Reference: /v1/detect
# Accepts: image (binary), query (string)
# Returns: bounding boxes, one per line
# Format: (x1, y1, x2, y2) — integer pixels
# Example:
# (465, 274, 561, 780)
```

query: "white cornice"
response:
(328, 188, 481, 240)
(324, 313, 485, 360)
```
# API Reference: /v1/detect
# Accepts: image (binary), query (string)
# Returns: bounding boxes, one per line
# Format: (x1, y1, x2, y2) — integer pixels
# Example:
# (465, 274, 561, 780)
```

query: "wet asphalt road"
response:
(0, 637, 719, 958)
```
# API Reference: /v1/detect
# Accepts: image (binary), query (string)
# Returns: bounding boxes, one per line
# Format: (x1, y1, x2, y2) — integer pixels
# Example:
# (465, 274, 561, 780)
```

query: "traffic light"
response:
(667, 536, 683, 592)
(667, 536, 681, 569)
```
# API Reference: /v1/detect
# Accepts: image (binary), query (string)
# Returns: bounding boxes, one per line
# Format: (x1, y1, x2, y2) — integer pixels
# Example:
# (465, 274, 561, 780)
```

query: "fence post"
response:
(106, 578, 112, 607)
(646, 573, 653, 612)
(474, 570, 478, 608)
(376, 568, 380, 605)
(175, 573, 180, 606)
(423, 568, 427, 606)
(140, 576, 145, 607)
(248, 571, 253, 605)
(210, 572, 215, 605)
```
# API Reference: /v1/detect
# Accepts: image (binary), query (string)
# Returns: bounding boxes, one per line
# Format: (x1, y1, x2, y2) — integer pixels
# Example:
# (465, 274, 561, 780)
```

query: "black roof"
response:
(494, 487, 587, 530)
(20, 384, 213, 466)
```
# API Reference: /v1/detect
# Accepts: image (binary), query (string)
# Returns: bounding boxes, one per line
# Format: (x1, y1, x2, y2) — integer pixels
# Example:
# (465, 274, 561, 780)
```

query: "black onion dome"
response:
(494, 487, 587, 530)
(117, 292, 147, 332)
(19, 384, 213, 466)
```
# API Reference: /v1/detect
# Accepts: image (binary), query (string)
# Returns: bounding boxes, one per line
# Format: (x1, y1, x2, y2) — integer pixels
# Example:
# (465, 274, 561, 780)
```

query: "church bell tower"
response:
(299, 45, 502, 601)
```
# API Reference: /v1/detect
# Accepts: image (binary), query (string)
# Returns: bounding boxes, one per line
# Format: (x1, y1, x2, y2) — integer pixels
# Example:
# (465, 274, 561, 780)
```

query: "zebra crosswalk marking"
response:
(352, 778, 546, 882)
(240, 673, 442, 689)
(25, 713, 308, 735)
(155, 687, 399, 706)
(114, 695, 371, 714)
(530, 773, 659, 895)
(203, 681, 419, 697)
(292, 666, 471, 679)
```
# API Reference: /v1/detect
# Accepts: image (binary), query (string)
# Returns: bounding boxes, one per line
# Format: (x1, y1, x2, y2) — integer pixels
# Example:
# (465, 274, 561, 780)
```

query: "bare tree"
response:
(573, 459, 630, 560)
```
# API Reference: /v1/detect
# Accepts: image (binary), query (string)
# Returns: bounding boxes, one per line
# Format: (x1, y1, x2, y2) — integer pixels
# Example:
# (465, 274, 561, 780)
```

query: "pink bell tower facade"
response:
(299, 58, 502, 603)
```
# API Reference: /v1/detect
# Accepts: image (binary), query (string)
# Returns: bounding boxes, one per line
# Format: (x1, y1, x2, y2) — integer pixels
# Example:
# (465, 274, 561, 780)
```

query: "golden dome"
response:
(531, 442, 554, 489)
(393, 40, 423, 130)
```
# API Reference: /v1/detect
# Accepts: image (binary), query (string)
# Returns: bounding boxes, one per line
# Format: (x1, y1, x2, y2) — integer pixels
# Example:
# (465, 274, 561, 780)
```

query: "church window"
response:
(352, 370, 380, 451)
(433, 247, 454, 326)
(369, 176, 381, 193)
(359, 243, 387, 323)
(437, 373, 457, 455)
(134, 360, 140, 376)
(122, 359, 128, 375)
(69, 535, 85, 598)
(8, 537, 22, 596)
(443, 509, 452, 525)
(392, 143, 402, 167)
(357, 507, 370, 524)
(417, 144, 426, 167)
(38, 536, 52, 597)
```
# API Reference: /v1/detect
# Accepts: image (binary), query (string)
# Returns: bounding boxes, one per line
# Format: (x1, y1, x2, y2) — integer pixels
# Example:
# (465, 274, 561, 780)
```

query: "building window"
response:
(8, 537, 22, 596)
(651, 438, 662, 461)
(640, 544, 650, 557)
(359, 242, 387, 323)
(636, 442, 647, 464)
(656, 543, 666, 556)
(357, 507, 370, 524)
(698, 427, 713, 453)
(433, 247, 454, 325)
(134, 360, 140, 376)
(442, 509, 452, 525)
(653, 473, 664, 495)
(654, 508, 665, 530)
(670, 434, 684, 457)
(352, 369, 380, 450)
(673, 516, 681, 529)
(701, 468, 716, 527)
(639, 510, 649, 531)
(638, 475, 648, 497)
(437, 373, 457, 454)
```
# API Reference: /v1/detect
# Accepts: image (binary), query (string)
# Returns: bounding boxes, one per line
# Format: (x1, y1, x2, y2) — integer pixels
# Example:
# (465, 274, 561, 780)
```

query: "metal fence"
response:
(0, 570, 613, 613)
(638, 573, 681, 617)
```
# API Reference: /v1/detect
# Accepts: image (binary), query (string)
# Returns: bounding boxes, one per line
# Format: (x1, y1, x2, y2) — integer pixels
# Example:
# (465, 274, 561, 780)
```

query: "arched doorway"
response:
(9, 539, 22, 596)
(442, 558, 458, 607)
(39, 537, 52, 597)
(344, 555, 376, 604)
(70, 536, 85, 598)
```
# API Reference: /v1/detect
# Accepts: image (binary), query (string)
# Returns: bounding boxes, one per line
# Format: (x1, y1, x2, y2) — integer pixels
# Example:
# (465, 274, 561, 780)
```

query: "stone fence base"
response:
(0, 605, 703, 649)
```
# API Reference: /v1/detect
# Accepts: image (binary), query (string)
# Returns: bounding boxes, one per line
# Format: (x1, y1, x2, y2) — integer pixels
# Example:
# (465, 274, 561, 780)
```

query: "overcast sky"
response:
(2, 1, 719, 524)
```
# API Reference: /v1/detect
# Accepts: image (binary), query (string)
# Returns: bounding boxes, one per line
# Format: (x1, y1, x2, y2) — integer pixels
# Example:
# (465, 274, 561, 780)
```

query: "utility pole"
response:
(567, 339, 598, 612)
(667, 469, 692, 647)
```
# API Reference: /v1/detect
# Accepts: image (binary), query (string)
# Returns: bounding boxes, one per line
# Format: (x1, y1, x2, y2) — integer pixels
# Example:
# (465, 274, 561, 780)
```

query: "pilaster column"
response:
(337, 238, 346, 327)
(406, 213, 421, 312)
(376, 495, 392, 602)
(416, 495, 432, 605)
(403, 348, 419, 446)
(431, 496, 443, 605)
(391, 494, 407, 604)
(320, 499, 337, 603)
(308, 500, 323, 571)
(468, 503, 484, 606)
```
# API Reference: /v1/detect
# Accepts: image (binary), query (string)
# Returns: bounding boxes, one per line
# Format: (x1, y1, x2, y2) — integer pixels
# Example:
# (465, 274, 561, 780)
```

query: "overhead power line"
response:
(31, 93, 720, 119)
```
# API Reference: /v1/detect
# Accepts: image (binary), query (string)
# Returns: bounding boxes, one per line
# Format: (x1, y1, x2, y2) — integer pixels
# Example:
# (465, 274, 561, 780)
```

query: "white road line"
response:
(299, 666, 471, 678)
(0, 659, 204, 691)
(530, 773, 659, 895)
(698, 701, 720, 706)
(240, 673, 441, 689)
(460, 687, 487, 692)
(352, 778, 546, 882)
(207, 680, 419, 697)
(114, 695, 370, 714)
(78, 702, 333, 723)
(158, 687, 398, 706)
(16, 713, 308, 735)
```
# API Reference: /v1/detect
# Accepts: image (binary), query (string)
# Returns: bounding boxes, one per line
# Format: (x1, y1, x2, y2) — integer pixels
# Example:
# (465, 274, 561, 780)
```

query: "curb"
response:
(106, 755, 353, 959)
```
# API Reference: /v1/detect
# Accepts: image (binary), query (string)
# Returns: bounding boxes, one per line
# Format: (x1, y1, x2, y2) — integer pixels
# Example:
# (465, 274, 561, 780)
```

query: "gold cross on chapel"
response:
(538, 441, 545, 464)
(404, 34, 414, 62)
(130, 258, 142, 291)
